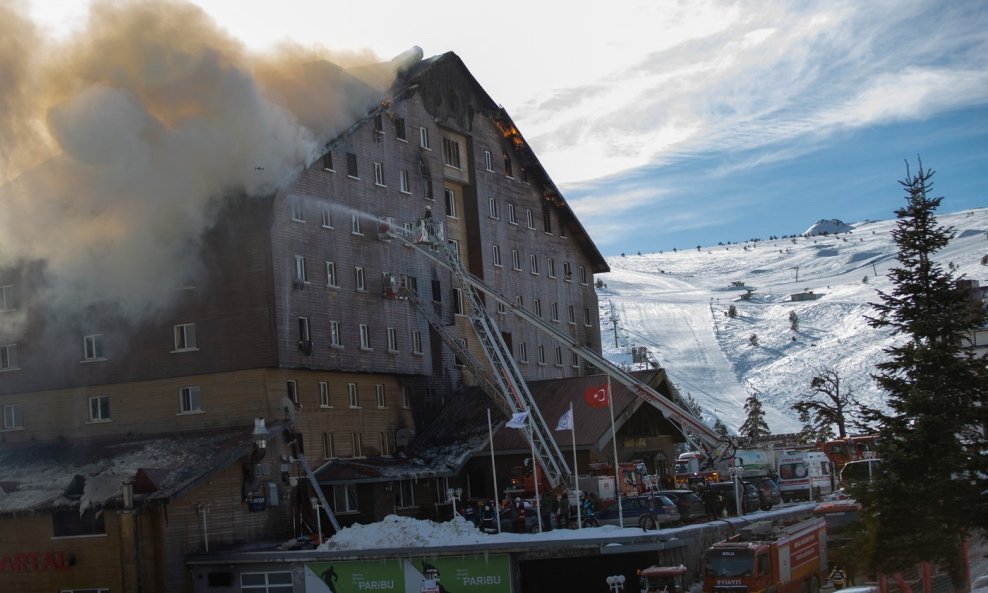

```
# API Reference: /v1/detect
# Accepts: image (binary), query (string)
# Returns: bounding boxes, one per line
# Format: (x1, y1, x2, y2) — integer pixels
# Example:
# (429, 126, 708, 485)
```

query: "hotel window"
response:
(322, 152, 334, 171)
(401, 385, 411, 408)
(333, 484, 359, 513)
(395, 117, 406, 140)
(563, 262, 572, 281)
(534, 299, 542, 317)
(294, 255, 307, 284)
(484, 150, 493, 171)
(526, 209, 535, 229)
(411, 330, 423, 354)
(290, 197, 304, 222)
(321, 205, 333, 228)
(89, 395, 111, 422)
(355, 266, 365, 291)
(359, 324, 371, 350)
(83, 334, 105, 361)
(572, 352, 580, 368)
(497, 300, 507, 315)
(444, 189, 457, 218)
(550, 301, 559, 322)
(511, 249, 520, 270)
(373, 113, 383, 135)
(584, 307, 593, 326)
(521, 166, 529, 183)
(419, 126, 430, 149)
(452, 288, 464, 316)
(507, 203, 516, 224)
(286, 380, 298, 404)
(322, 432, 334, 458)
(346, 152, 358, 178)
(547, 258, 556, 278)
(326, 261, 337, 287)
(555, 346, 564, 366)
(330, 320, 341, 347)
(179, 386, 202, 413)
(516, 295, 524, 308)
(347, 383, 359, 408)
(453, 338, 466, 367)
(503, 153, 512, 177)
(2, 403, 22, 429)
(387, 327, 399, 352)
(375, 384, 386, 408)
(568, 304, 576, 324)
(489, 196, 499, 219)
(0, 285, 13, 311)
(543, 210, 552, 233)
(530, 254, 539, 275)
(374, 162, 385, 186)
(492, 244, 502, 267)
(442, 137, 461, 168)
(319, 382, 330, 407)
(173, 324, 197, 351)
(0, 344, 17, 371)
(351, 213, 362, 235)
(396, 479, 415, 507)
(399, 169, 411, 193)
(298, 318, 311, 354)
(448, 239, 460, 262)
(380, 431, 392, 456)
(537, 344, 546, 366)
(579, 265, 588, 285)
(352, 432, 363, 457)
(52, 507, 105, 538)
(519, 342, 528, 363)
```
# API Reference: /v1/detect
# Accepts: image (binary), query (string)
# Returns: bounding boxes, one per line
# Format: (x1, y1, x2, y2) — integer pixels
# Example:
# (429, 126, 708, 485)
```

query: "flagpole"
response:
(529, 412, 542, 533)
(569, 401, 580, 529)
(607, 375, 623, 528)
(487, 408, 501, 533)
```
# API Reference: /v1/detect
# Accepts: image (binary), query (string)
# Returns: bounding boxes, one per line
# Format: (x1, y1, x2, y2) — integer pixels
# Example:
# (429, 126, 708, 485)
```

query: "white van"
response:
(776, 451, 834, 502)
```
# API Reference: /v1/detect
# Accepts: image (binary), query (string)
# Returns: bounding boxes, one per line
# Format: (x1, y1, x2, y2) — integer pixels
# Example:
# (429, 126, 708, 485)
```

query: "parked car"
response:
(745, 476, 782, 511)
(708, 481, 761, 515)
(593, 494, 680, 530)
(652, 489, 707, 524)
(498, 499, 543, 533)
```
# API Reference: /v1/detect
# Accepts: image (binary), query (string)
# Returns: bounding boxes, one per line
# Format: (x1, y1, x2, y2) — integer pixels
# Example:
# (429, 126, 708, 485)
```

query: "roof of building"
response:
(0, 423, 280, 515)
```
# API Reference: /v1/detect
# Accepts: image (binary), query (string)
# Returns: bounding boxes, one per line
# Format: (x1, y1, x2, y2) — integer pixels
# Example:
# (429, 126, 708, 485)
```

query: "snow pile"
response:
(803, 219, 853, 236)
(324, 515, 490, 550)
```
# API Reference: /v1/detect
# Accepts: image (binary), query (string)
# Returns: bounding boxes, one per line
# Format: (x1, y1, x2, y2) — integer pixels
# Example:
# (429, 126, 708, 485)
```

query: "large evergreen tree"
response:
(854, 161, 988, 583)
(739, 394, 771, 439)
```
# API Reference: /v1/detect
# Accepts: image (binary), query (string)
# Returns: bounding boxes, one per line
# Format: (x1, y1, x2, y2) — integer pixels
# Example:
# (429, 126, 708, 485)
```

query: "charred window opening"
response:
(346, 152, 358, 178)
(322, 152, 334, 171)
(543, 209, 552, 234)
(503, 154, 513, 177)
(53, 507, 105, 537)
(394, 117, 406, 140)
(373, 114, 383, 136)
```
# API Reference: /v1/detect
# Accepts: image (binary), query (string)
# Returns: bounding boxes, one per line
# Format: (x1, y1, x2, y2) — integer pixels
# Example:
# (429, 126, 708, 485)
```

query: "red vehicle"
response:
(702, 517, 828, 593)
(638, 565, 688, 593)
(821, 435, 879, 471)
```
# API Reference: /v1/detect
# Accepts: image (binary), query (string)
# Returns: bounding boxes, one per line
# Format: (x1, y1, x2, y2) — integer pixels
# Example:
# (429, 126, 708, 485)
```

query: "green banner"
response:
(305, 555, 510, 593)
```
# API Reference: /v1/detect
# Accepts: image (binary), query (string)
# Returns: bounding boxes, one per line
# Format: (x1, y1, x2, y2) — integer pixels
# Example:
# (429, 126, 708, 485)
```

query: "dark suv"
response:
(652, 489, 706, 524)
(745, 476, 782, 510)
(708, 481, 761, 515)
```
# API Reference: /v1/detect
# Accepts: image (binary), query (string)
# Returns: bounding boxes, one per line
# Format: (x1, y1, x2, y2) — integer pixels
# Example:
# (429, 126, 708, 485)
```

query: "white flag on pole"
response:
(505, 411, 529, 429)
(555, 408, 573, 431)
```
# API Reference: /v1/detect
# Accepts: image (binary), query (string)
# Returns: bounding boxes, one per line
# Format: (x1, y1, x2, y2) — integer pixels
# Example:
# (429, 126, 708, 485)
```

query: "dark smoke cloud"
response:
(0, 0, 392, 336)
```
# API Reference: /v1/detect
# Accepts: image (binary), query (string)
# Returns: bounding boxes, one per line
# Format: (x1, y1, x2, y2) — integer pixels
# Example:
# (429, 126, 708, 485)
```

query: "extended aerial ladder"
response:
(381, 217, 733, 489)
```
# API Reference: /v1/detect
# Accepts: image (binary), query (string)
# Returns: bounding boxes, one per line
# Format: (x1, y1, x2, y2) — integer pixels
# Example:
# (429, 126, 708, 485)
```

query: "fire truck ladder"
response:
(386, 218, 570, 490)
(383, 217, 733, 463)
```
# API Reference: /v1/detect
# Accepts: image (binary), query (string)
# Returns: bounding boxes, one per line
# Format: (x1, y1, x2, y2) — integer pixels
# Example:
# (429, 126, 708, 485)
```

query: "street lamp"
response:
(310, 496, 323, 545)
(446, 487, 463, 517)
(606, 574, 626, 593)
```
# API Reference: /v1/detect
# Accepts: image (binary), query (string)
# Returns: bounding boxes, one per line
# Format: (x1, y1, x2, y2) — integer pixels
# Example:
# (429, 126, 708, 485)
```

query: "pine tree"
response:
(854, 160, 988, 583)
(739, 394, 770, 439)
(713, 419, 729, 436)
(792, 367, 862, 439)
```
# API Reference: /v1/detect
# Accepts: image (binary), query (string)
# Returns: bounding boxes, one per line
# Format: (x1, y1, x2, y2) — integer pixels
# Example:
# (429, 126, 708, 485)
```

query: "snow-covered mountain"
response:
(597, 207, 988, 435)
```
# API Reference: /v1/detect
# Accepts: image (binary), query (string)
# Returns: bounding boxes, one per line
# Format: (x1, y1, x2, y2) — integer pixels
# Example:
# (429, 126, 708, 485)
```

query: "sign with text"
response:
(305, 554, 510, 593)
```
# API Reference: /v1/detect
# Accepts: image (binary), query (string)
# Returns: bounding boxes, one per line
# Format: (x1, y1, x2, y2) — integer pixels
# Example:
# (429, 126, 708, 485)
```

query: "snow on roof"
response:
(0, 425, 269, 514)
(802, 219, 853, 236)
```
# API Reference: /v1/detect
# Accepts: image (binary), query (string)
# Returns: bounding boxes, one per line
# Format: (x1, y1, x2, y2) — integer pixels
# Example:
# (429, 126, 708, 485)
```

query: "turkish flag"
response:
(583, 383, 609, 408)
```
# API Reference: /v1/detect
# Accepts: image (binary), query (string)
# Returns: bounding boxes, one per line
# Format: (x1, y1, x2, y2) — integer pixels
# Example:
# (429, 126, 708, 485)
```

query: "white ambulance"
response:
(776, 451, 834, 502)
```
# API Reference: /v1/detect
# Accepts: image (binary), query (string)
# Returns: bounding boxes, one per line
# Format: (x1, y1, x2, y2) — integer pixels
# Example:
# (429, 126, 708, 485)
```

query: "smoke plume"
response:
(0, 0, 391, 335)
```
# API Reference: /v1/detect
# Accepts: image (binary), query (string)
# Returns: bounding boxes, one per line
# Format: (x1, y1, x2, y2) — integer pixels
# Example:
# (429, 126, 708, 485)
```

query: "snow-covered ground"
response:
(597, 207, 988, 434)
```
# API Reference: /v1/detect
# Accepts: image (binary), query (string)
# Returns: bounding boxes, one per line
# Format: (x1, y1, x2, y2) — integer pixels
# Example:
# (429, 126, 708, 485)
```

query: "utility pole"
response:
(610, 311, 620, 349)
(793, 266, 799, 282)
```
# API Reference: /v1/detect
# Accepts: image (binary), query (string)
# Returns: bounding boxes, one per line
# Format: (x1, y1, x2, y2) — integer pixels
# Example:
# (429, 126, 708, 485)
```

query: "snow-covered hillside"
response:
(598, 207, 988, 435)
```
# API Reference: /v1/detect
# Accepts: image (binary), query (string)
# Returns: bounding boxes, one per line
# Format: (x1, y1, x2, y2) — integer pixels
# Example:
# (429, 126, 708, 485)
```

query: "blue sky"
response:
(22, 0, 988, 255)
